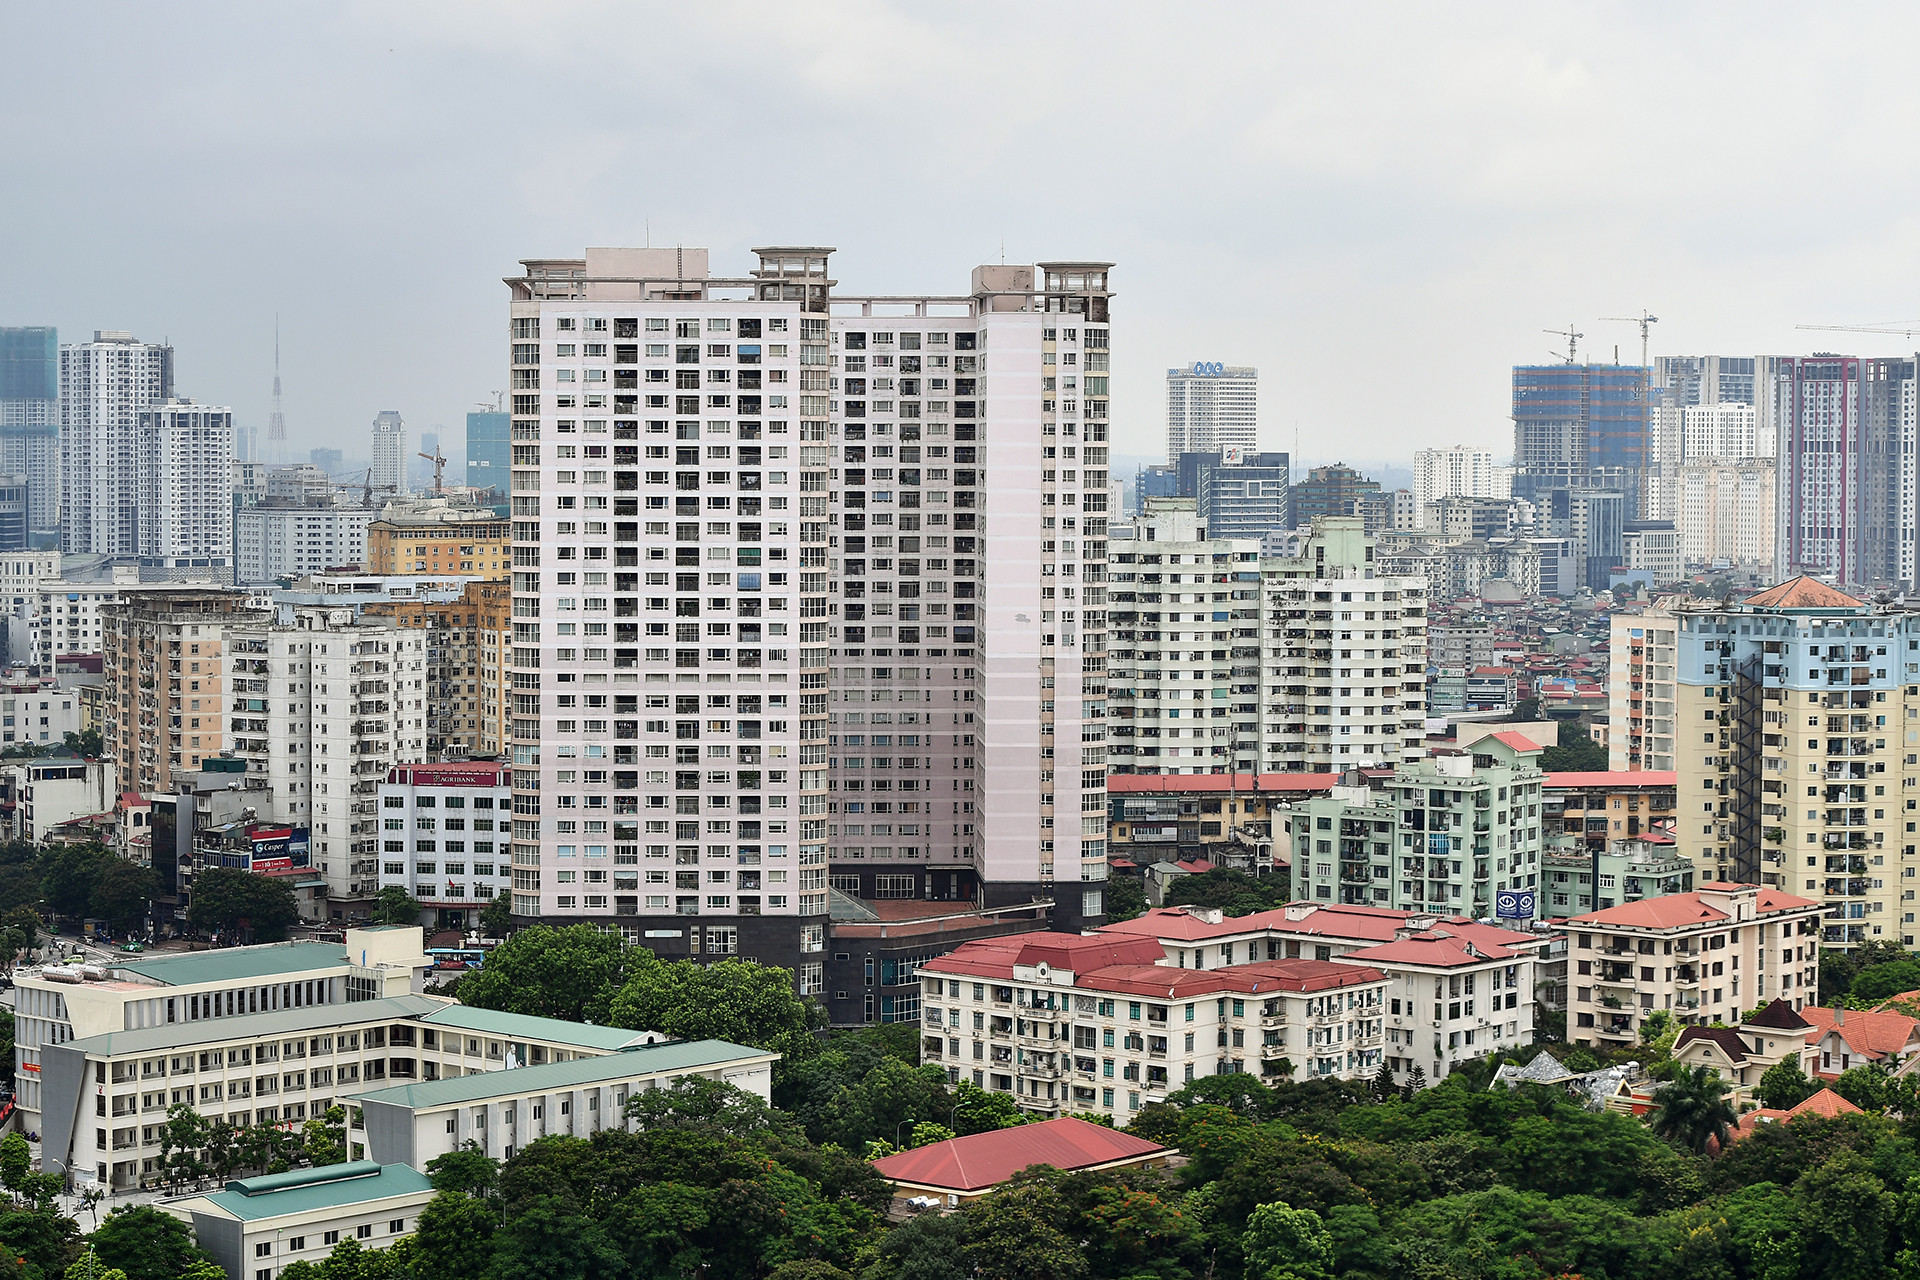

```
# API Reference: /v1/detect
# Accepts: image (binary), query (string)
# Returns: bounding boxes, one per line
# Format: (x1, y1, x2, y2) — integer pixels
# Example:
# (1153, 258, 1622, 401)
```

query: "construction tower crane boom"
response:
(1797, 323, 1920, 340)
(417, 448, 448, 495)
(1544, 323, 1583, 364)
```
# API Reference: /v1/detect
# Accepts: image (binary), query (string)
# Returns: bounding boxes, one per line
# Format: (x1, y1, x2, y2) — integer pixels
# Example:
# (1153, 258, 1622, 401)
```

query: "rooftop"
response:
(869, 1116, 1168, 1192)
(65, 995, 448, 1058)
(191, 1162, 432, 1223)
(1800, 1006, 1920, 1061)
(107, 942, 362, 988)
(1567, 886, 1821, 931)
(346, 1038, 773, 1110)
(1545, 771, 1678, 789)
(1101, 903, 1544, 953)
(417, 1003, 657, 1053)
(1106, 773, 1338, 795)
(1741, 576, 1865, 611)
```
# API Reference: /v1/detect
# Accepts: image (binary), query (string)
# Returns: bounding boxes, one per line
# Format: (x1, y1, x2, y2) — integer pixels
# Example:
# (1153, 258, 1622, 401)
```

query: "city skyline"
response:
(11, 7, 1920, 465)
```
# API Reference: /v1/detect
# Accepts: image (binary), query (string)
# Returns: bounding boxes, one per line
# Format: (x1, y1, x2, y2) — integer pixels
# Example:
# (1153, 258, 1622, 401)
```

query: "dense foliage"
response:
(183, 865, 300, 942)
(1539, 717, 1609, 771)
(1162, 866, 1292, 916)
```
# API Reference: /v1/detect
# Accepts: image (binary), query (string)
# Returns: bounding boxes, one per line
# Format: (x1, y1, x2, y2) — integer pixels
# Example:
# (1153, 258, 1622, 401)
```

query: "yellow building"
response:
(362, 579, 511, 758)
(364, 504, 510, 578)
(1672, 576, 1920, 949)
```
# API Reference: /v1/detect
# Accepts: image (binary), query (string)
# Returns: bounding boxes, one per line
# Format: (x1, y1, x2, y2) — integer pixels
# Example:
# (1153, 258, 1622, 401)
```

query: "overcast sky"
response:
(7, 3, 1920, 474)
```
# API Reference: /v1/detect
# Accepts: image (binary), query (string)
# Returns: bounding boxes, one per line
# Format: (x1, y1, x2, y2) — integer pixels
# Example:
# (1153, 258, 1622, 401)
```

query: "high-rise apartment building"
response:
(377, 762, 513, 930)
(1681, 403, 1760, 460)
(103, 588, 272, 796)
(1165, 362, 1255, 461)
(466, 410, 510, 503)
(362, 579, 511, 759)
(1107, 507, 1427, 775)
(1285, 733, 1546, 917)
(1511, 363, 1649, 515)
(0, 327, 60, 545)
(1671, 576, 1920, 948)
(1290, 464, 1380, 526)
(1773, 356, 1917, 588)
(1654, 355, 1759, 410)
(234, 502, 377, 583)
(224, 607, 429, 906)
(370, 410, 408, 496)
(137, 398, 235, 582)
(1608, 606, 1677, 772)
(1184, 450, 1290, 538)
(60, 331, 175, 556)
(504, 246, 1114, 983)
(1412, 446, 1505, 530)
(1677, 460, 1775, 568)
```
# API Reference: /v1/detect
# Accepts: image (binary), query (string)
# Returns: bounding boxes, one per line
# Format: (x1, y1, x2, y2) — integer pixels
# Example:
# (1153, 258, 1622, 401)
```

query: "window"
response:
(357, 1225, 373, 1239)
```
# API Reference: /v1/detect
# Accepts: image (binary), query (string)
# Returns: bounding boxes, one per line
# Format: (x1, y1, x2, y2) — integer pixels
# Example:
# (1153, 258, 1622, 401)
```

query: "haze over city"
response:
(10, 4, 1920, 465)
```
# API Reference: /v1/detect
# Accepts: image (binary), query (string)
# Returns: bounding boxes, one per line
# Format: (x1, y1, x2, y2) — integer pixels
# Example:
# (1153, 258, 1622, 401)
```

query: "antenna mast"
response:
(267, 316, 288, 465)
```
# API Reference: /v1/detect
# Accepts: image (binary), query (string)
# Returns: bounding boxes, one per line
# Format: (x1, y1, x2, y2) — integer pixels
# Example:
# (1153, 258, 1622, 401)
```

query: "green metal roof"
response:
(112, 942, 351, 987)
(196, 1162, 433, 1223)
(346, 1039, 774, 1111)
(66, 995, 447, 1058)
(418, 1004, 656, 1052)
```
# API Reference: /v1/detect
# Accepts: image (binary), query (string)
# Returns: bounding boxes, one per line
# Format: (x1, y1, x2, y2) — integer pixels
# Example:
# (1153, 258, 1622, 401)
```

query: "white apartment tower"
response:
(1166, 363, 1255, 461)
(505, 247, 1114, 985)
(60, 331, 175, 556)
(1412, 446, 1505, 530)
(370, 411, 409, 497)
(224, 607, 429, 907)
(138, 398, 236, 581)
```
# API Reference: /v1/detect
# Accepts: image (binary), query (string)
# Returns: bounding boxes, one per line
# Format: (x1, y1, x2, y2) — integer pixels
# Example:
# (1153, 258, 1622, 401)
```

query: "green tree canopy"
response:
(1650, 1065, 1737, 1155)
(84, 1205, 219, 1280)
(185, 866, 300, 942)
(368, 885, 423, 927)
(608, 953, 823, 1067)
(453, 923, 640, 1024)
(1163, 867, 1292, 917)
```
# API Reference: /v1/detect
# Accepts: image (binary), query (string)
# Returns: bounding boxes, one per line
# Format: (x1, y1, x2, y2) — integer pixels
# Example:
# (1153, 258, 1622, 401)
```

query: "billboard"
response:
(1495, 889, 1536, 921)
(249, 827, 311, 870)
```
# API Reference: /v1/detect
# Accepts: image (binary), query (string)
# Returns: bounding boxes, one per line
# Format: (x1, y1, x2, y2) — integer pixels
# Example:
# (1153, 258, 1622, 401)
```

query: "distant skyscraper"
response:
(369, 410, 407, 496)
(1653, 355, 1757, 409)
(1412, 446, 1504, 529)
(465, 410, 509, 501)
(310, 447, 343, 474)
(1187, 450, 1291, 537)
(61, 331, 175, 556)
(1773, 355, 1918, 587)
(1511, 363, 1650, 517)
(1290, 463, 1379, 525)
(138, 399, 235, 581)
(0, 327, 60, 545)
(1165, 362, 1256, 461)
(233, 425, 259, 462)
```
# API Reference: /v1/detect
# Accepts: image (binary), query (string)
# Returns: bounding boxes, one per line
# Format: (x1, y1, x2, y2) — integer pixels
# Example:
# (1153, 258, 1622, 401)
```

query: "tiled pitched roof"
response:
(871, 1116, 1167, 1192)
(1567, 887, 1820, 929)
(1488, 730, 1544, 752)
(1800, 1006, 1920, 1060)
(1734, 1088, 1863, 1138)
(1745, 998, 1813, 1032)
(1742, 576, 1865, 609)
(1545, 771, 1678, 788)
(1674, 1025, 1750, 1064)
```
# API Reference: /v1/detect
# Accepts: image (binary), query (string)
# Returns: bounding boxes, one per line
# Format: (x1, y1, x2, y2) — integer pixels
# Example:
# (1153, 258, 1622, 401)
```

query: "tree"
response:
(1163, 867, 1292, 917)
(1650, 1065, 1736, 1154)
(626, 1075, 798, 1140)
(1540, 718, 1609, 772)
(453, 923, 639, 1024)
(185, 867, 300, 942)
(1794, 1150, 1893, 1280)
(1242, 1200, 1336, 1280)
(1758, 1057, 1819, 1111)
(1834, 1063, 1890, 1112)
(868, 1209, 970, 1280)
(369, 886, 423, 927)
(302, 1105, 347, 1168)
(85, 1204, 219, 1280)
(950, 1079, 1030, 1136)
(909, 1121, 956, 1148)
(62, 730, 103, 759)
(1104, 875, 1147, 923)
(0, 1134, 27, 1197)
(88, 858, 155, 934)
(39, 844, 108, 919)
(609, 953, 823, 1067)
(960, 1175, 1089, 1280)
(480, 891, 512, 938)
(1848, 958, 1920, 1004)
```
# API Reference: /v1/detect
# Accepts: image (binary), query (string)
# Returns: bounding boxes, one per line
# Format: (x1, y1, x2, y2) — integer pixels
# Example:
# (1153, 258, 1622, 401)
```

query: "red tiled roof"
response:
(1800, 1006, 1920, 1061)
(1734, 1088, 1863, 1138)
(870, 1116, 1168, 1192)
(919, 932, 1385, 996)
(1545, 771, 1678, 788)
(1344, 928, 1528, 968)
(1487, 730, 1544, 752)
(1742, 576, 1864, 609)
(1172, 859, 1215, 873)
(1105, 773, 1338, 795)
(1100, 904, 1543, 954)
(1567, 886, 1820, 929)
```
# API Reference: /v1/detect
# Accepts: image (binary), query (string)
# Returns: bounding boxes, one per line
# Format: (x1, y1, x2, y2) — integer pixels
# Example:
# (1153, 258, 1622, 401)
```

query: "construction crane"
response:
(1601, 311, 1659, 369)
(360, 469, 399, 509)
(1797, 322, 1920, 340)
(417, 448, 449, 495)
(1544, 323, 1583, 364)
